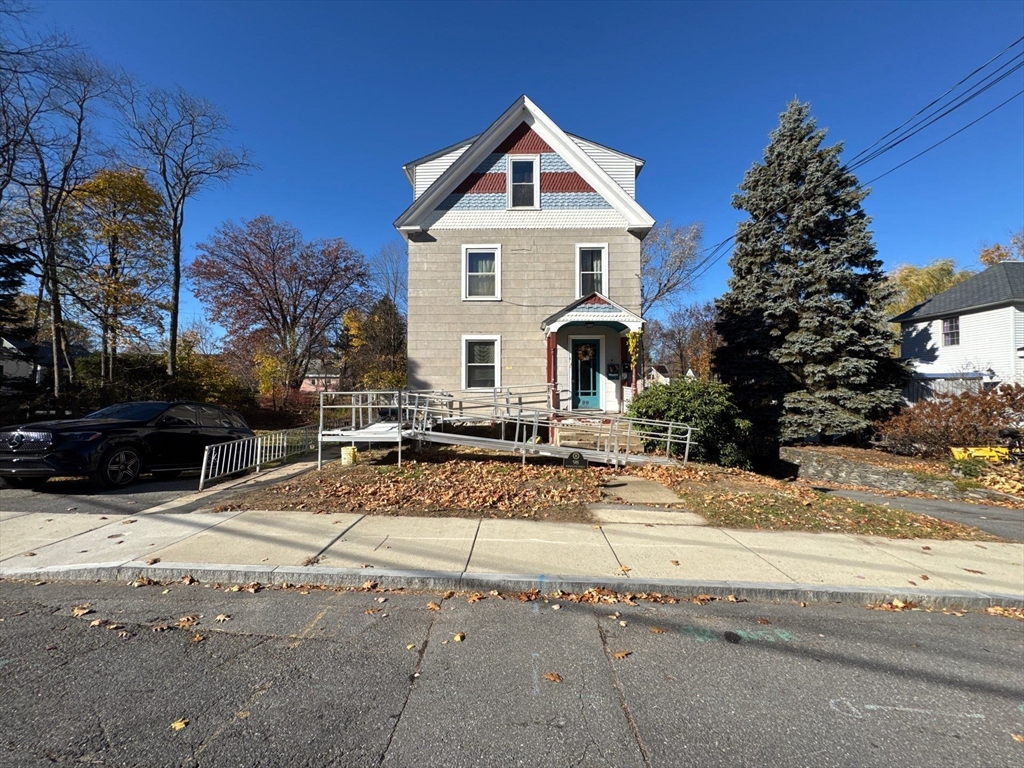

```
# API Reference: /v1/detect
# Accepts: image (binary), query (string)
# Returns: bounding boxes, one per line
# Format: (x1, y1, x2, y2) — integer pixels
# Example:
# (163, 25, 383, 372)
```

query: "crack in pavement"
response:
(596, 612, 651, 768)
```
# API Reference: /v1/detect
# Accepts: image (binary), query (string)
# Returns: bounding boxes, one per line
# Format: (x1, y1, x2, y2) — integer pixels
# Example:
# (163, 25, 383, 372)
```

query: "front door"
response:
(571, 338, 601, 410)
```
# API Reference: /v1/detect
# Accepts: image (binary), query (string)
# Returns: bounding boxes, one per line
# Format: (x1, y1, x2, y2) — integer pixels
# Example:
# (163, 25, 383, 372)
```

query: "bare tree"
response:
(118, 82, 254, 378)
(370, 238, 408, 314)
(16, 54, 112, 398)
(188, 215, 369, 398)
(639, 219, 703, 315)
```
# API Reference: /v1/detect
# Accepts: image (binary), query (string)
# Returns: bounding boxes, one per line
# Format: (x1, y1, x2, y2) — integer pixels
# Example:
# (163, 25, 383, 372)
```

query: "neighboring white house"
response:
(394, 95, 654, 413)
(890, 261, 1023, 401)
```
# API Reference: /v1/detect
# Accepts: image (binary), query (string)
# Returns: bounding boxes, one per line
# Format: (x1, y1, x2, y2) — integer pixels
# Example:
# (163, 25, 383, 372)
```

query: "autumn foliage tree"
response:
(188, 215, 370, 406)
(70, 167, 169, 387)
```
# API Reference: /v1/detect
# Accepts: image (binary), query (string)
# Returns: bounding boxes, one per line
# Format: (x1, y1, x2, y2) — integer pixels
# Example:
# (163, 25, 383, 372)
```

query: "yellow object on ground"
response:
(341, 446, 358, 466)
(950, 446, 1008, 463)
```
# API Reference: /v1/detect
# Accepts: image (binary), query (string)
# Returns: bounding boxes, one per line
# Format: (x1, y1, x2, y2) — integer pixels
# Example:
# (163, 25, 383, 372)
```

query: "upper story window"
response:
(576, 244, 608, 297)
(507, 156, 539, 209)
(463, 244, 501, 300)
(942, 317, 960, 346)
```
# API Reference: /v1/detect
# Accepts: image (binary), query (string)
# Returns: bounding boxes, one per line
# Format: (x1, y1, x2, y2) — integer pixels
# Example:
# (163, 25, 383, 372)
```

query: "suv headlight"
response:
(62, 432, 103, 442)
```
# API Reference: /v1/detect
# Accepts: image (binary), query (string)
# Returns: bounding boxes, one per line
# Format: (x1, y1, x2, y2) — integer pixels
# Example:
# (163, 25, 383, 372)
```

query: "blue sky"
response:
(25, 0, 1024, 326)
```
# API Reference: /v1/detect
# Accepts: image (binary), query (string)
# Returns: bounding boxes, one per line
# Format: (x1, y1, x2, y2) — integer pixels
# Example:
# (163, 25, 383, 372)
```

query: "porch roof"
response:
(541, 293, 644, 335)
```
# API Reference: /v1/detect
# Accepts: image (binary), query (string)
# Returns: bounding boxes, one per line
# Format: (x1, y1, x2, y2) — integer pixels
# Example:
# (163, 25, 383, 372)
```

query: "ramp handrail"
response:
(404, 391, 695, 467)
(199, 425, 318, 491)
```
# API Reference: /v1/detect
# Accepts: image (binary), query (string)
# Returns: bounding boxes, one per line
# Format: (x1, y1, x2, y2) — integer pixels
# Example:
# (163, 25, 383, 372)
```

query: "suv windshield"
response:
(83, 403, 170, 422)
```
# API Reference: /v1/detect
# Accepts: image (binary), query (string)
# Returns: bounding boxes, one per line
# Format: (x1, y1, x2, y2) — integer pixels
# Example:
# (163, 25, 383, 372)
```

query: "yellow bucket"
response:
(341, 446, 358, 466)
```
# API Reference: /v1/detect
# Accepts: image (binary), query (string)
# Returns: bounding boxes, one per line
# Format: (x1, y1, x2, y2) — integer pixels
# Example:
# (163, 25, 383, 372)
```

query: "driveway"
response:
(0, 472, 213, 516)
(823, 488, 1024, 542)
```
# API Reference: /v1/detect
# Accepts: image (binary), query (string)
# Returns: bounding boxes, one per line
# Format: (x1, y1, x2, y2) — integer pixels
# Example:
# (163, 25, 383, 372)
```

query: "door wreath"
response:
(576, 344, 595, 362)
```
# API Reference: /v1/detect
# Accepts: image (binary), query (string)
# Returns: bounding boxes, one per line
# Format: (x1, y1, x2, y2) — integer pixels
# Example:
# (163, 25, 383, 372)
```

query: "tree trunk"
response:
(167, 215, 182, 379)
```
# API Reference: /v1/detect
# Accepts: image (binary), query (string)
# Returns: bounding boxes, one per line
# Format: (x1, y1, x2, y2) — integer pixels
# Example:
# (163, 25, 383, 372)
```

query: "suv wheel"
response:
(91, 447, 143, 489)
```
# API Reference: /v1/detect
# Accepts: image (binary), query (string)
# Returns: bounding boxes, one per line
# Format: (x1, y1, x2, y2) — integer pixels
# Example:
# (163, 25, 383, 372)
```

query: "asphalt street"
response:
(1, 580, 1021, 767)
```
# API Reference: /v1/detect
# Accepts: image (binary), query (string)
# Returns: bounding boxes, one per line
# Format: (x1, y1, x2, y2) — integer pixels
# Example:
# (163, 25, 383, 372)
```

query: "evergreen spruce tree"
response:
(714, 101, 909, 459)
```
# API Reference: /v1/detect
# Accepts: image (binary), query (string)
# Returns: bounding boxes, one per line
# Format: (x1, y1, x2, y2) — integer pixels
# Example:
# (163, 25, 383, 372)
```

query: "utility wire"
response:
(676, 37, 1024, 288)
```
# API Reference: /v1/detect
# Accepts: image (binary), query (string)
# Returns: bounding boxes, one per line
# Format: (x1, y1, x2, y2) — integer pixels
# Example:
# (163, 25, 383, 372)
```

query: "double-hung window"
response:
(507, 156, 539, 209)
(942, 317, 960, 346)
(463, 244, 501, 300)
(576, 244, 608, 297)
(463, 336, 500, 390)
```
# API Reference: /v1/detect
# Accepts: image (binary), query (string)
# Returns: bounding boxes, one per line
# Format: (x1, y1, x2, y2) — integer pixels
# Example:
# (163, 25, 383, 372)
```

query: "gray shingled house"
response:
(890, 261, 1023, 400)
(394, 96, 654, 412)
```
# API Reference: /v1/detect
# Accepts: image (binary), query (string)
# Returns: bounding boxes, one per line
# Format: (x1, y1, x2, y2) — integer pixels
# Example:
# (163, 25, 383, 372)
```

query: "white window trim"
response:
(506, 155, 540, 210)
(568, 334, 603, 411)
(462, 244, 502, 301)
(462, 335, 501, 391)
(575, 243, 609, 299)
(941, 316, 960, 347)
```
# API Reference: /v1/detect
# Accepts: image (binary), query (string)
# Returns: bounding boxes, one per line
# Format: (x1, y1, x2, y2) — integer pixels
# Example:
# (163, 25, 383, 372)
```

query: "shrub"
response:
(627, 379, 751, 468)
(873, 383, 1024, 457)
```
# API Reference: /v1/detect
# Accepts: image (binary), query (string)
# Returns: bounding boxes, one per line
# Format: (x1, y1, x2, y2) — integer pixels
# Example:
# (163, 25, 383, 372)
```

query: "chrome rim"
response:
(105, 449, 140, 485)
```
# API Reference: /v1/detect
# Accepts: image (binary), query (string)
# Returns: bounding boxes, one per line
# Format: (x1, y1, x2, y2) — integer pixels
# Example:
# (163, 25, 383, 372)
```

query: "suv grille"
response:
(0, 431, 53, 453)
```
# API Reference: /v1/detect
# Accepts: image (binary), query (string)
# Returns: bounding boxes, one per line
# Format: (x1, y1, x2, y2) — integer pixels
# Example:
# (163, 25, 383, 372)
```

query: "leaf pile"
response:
(223, 448, 612, 520)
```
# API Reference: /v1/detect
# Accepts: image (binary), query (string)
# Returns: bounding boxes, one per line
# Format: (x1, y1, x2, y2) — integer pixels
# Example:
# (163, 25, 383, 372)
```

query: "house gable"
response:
(395, 95, 654, 234)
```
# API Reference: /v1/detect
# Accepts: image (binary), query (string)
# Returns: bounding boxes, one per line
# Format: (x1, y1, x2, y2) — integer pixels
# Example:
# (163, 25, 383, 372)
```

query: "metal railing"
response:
(404, 390, 695, 467)
(199, 426, 318, 491)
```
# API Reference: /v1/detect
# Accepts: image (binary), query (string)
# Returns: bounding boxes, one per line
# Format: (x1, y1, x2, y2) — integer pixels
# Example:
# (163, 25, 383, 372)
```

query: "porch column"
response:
(547, 333, 559, 409)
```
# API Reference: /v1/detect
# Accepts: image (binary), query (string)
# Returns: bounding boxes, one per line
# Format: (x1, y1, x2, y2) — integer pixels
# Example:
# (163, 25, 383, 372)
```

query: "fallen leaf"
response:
(215, 614, 230, 623)
(176, 615, 200, 629)
(71, 605, 92, 618)
(151, 624, 170, 632)
(427, 602, 441, 611)
(118, 631, 131, 639)
(237, 711, 250, 719)
(145, 558, 160, 566)
(242, 582, 261, 593)
(406, 644, 416, 650)
(181, 575, 197, 585)
(619, 620, 628, 627)
(442, 590, 455, 599)
(376, 597, 387, 604)
(122, 519, 137, 525)
(648, 627, 666, 634)
(670, 560, 680, 566)
(360, 580, 378, 590)
(89, 619, 105, 628)
(24, 552, 36, 557)
(551, 604, 560, 611)
(543, 672, 563, 683)
(170, 718, 189, 731)
(1012, 734, 1024, 743)
(191, 633, 205, 643)
(453, 632, 466, 642)
(616, 566, 631, 575)
(920, 575, 929, 580)
(364, 608, 379, 615)
(613, 651, 631, 660)
(756, 618, 771, 625)
(963, 568, 985, 575)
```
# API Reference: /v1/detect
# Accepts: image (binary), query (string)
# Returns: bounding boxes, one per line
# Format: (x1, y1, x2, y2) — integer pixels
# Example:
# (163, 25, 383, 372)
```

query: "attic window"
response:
(942, 317, 960, 346)
(507, 156, 539, 209)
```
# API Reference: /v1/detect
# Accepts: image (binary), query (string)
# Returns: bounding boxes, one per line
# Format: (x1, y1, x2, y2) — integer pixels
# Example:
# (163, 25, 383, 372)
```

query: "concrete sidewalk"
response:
(2, 501, 1022, 609)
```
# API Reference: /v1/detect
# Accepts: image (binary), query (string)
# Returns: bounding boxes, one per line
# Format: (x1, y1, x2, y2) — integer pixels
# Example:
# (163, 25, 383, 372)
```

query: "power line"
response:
(677, 37, 1024, 288)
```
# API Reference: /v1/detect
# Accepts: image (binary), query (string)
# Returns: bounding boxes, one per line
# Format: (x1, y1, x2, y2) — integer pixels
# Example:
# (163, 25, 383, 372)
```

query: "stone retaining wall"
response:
(779, 447, 963, 498)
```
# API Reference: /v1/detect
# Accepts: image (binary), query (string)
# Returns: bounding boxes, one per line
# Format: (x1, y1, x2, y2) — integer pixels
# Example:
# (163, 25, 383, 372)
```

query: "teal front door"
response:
(571, 339, 600, 409)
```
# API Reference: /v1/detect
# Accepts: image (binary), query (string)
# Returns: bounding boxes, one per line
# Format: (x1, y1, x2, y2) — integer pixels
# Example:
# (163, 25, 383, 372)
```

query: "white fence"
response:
(199, 426, 317, 491)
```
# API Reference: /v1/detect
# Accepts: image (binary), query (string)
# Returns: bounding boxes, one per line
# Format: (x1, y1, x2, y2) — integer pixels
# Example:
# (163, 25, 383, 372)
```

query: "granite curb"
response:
(2, 561, 1021, 611)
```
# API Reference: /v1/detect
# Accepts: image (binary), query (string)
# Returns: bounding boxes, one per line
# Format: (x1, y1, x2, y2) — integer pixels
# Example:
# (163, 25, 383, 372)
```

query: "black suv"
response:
(0, 401, 254, 490)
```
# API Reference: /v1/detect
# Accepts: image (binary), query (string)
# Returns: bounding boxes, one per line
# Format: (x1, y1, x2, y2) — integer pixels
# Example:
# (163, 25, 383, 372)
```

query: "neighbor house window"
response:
(942, 317, 960, 346)
(462, 244, 501, 300)
(507, 156, 539, 209)
(463, 336, 500, 390)
(576, 244, 608, 297)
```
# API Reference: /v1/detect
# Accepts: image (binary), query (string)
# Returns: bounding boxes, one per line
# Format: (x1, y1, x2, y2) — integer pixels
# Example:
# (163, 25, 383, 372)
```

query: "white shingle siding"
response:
(413, 144, 472, 199)
(1015, 305, 1024, 382)
(420, 209, 629, 230)
(570, 137, 637, 199)
(901, 305, 1022, 383)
